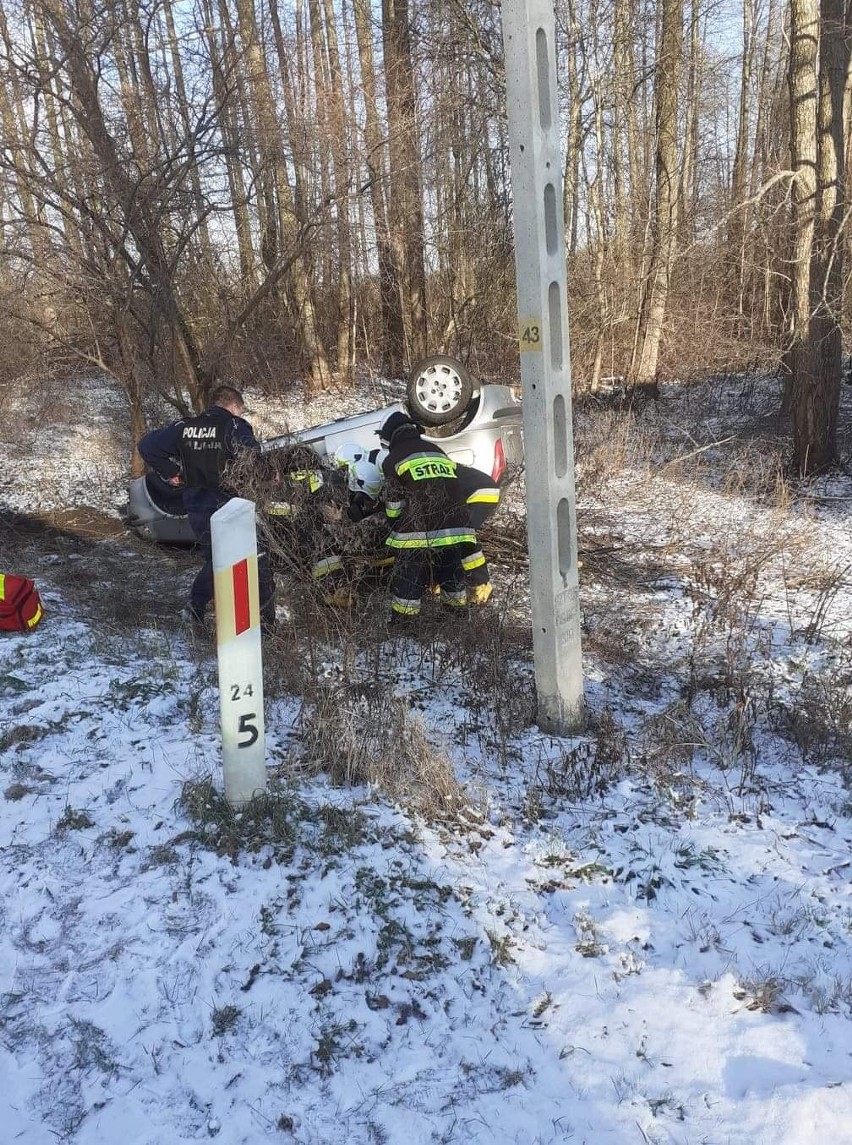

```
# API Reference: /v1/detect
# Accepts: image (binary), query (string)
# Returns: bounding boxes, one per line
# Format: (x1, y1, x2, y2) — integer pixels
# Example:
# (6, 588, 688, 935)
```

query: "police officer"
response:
(138, 385, 275, 629)
(377, 412, 475, 619)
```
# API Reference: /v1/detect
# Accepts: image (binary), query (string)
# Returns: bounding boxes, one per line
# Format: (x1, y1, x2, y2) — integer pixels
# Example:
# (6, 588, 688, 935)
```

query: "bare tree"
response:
(628, 0, 683, 392)
(353, 0, 405, 374)
(383, 0, 427, 364)
(792, 0, 850, 473)
(786, 0, 819, 386)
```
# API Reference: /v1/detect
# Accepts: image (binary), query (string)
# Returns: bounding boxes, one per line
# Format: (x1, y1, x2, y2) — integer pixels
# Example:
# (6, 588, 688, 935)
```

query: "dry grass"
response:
(574, 408, 658, 495)
(773, 669, 852, 771)
(297, 682, 466, 820)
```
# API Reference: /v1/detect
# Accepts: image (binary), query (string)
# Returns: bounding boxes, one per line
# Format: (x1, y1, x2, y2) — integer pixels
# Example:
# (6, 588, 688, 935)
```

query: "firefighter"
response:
(376, 412, 475, 619)
(331, 443, 396, 583)
(335, 438, 500, 604)
(138, 385, 275, 629)
(333, 442, 387, 522)
(263, 444, 351, 607)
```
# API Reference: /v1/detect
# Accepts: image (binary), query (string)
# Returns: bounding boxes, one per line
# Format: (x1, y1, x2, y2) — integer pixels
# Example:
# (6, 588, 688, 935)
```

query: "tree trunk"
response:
(232, 0, 331, 390)
(382, 0, 427, 364)
(792, 0, 850, 473)
(201, 0, 257, 290)
(162, 0, 214, 265)
(353, 0, 405, 374)
(628, 0, 683, 392)
(562, 0, 583, 256)
(784, 0, 819, 412)
(729, 0, 756, 287)
(321, 0, 356, 379)
(29, 5, 83, 261)
(678, 0, 701, 245)
(0, 2, 52, 265)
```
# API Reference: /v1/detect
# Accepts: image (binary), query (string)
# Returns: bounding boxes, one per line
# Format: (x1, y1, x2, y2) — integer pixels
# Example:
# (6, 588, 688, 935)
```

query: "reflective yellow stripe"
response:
(312, 556, 344, 580)
(467, 490, 500, 505)
(265, 501, 296, 516)
(26, 604, 43, 628)
(292, 470, 324, 493)
(441, 590, 467, 608)
(393, 451, 438, 468)
(387, 530, 476, 550)
(461, 551, 486, 570)
(391, 598, 420, 615)
(0, 574, 5, 600)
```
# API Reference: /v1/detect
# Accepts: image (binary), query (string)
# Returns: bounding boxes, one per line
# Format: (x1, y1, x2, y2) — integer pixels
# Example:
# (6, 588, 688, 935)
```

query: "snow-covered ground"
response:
(2, 373, 852, 1144)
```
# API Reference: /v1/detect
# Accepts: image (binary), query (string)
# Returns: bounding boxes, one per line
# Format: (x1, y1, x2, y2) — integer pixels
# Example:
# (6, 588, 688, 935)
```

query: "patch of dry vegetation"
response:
(298, 684, 465, 820)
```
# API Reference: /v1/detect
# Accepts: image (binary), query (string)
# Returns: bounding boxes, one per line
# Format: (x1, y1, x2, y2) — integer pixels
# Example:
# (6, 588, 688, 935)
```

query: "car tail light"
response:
(491, 438, 506, 483)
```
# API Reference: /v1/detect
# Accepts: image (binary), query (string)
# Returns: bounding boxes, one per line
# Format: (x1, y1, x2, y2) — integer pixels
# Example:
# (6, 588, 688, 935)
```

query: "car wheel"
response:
(407, 355, 477, 426)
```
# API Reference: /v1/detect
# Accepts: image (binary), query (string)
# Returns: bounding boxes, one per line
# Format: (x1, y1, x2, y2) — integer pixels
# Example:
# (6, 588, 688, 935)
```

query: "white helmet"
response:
(334, 442, 366, 470)
(349, 458, 384, 499)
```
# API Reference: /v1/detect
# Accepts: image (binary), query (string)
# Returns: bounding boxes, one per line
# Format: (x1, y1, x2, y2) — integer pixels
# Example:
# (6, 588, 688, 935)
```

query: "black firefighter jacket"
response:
(380, 430, 475, 551)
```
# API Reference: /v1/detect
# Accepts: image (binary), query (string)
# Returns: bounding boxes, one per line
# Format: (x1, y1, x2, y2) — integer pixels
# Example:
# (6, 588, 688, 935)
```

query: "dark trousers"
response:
(390, 546, 467, 615)
(187, 508, 275, 624)
(459, 501, 497, 588)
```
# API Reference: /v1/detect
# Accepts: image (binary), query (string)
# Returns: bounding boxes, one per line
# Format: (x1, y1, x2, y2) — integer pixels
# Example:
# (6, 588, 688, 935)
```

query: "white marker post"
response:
(502, 0, 584, 733)
(211, 498, 267, 806)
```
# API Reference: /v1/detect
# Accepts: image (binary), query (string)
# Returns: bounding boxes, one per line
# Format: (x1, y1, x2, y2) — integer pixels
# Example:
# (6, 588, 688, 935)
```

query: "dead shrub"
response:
(534, 708, 629, 803)
(719, 441, 789, 501)
(773, 670, 852, 772)
(799, 562, 852, 643)
(574, 409, 657, 495)
(637, 700, 701, 791)
(298, 684, 466, 820)
(684, 521, 802, 698)
(733, 972, 795, 1014)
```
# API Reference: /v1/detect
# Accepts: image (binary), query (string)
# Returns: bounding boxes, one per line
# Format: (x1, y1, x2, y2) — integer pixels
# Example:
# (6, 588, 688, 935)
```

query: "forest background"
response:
(0, 0, 848, 474)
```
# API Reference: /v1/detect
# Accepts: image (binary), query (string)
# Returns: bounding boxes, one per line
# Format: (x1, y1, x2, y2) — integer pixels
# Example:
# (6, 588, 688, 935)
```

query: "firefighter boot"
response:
(469, 582, 493, 606)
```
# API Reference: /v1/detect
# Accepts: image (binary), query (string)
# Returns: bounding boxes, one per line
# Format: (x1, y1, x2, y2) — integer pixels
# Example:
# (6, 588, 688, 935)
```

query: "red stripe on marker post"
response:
(232, 558, 251, 635)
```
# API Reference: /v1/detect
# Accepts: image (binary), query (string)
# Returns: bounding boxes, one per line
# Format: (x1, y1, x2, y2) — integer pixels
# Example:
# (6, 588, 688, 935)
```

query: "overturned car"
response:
(126, 357, 524, 544)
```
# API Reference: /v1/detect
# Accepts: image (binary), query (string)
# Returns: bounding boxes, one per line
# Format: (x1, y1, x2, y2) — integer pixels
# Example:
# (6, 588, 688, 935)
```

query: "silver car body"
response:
(126, 385, 523, 544)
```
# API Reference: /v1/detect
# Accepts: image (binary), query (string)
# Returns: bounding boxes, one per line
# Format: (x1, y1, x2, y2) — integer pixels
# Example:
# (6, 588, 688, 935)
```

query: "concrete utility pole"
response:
(502, 0, 584, 734)
(211, 498, 267, 806)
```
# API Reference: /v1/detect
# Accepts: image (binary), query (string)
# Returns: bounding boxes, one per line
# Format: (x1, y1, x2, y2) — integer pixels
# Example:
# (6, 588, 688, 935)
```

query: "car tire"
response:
(406, 355, 478, 426)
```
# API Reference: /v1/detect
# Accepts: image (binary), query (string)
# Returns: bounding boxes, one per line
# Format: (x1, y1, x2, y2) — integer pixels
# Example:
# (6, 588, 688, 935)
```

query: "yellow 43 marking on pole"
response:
(519, 318, 542, 351)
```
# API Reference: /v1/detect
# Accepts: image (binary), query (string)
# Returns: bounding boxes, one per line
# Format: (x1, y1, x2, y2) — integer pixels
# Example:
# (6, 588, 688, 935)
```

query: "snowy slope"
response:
(2, 373, 852, 1144)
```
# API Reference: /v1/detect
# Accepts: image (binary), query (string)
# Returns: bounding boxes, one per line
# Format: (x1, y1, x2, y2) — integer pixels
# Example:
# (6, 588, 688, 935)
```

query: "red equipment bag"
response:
(0, 573, 44, 632)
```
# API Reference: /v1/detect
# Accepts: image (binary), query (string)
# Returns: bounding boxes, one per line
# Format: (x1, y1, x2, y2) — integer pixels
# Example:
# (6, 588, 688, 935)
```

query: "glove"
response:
(347, 492, 379, 522)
